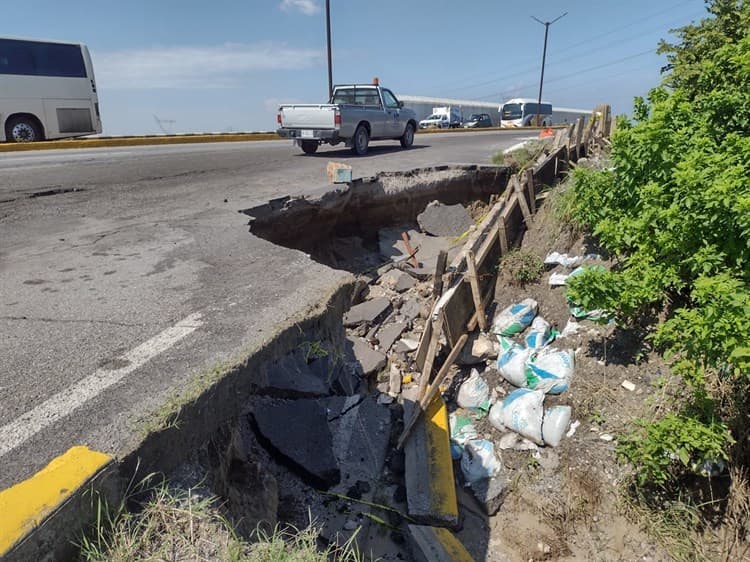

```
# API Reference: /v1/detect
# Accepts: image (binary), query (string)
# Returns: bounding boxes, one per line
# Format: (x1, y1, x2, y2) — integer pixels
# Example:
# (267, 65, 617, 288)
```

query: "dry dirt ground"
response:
(456, 188, 674, 562)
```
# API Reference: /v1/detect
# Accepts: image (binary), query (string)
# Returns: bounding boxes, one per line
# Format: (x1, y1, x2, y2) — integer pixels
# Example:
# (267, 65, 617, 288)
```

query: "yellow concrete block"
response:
(0, 446, 112, 554)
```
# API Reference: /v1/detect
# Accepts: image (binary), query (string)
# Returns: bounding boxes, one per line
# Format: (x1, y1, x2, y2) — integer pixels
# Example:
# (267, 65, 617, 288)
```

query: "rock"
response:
(256, 352, 330, 398)
(399, 299, 422, 322)
(330, 395, 392, 484)
(396, 338, 420, 353)
(470, 474, 509, 516)
(388, 363, 402, 397)
(376, 322, 408, 353)
(404, 266, 434, 281)
(378, 227, 458, 272)
(377, 393, 394, 405)
(379, 269, 417, 293)
(417, 200, 473, 238)
(458, 333, 499, 366)
(252, 399, 340, 489)
(347, 335, 387, 377)
(343, 297, 392, 328)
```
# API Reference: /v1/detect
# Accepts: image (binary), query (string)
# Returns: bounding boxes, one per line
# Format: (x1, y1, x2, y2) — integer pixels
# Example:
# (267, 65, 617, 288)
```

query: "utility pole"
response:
(326, 0, 333, 100)
(531, 12, 567, 126)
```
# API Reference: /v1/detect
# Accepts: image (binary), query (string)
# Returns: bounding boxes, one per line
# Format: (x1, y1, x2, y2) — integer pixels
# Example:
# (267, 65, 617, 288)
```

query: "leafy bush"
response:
(566, 0, 750, 489)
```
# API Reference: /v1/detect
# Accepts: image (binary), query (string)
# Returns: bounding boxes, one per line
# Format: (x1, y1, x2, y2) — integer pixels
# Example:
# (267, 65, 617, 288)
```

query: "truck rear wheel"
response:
(400, 123, 415, 148)
(300, 140, 318, 154)
(351, 125, 369, 155)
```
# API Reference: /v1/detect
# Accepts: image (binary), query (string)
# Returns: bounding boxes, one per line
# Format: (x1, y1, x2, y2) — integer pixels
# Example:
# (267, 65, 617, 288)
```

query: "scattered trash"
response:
(524, 316, 554, 349)
(566, 420, 580, 438)
(599, 433, 614, 442)
(450, 413, 479, 452)
(460, 439, 502, 484)
(526, 348, 575, 394)
(491, 298, 538, 337)
(559, 319, 581, 338)
(621, 380, 636, 392)
(541, 405, 571, 447)
(402, 374, 413, 385)
(457, 369, 491, 413)
(488, 401, 505, 431)
(548, 272, 570, 286)
(497, 388, 545, 445)
(544, 252, 601, 268)
(497, 338, 534, 388)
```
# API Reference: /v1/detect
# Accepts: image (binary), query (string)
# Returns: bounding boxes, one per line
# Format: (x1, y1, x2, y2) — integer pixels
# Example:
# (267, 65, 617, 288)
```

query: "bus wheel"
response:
(6, 116, 42, 142)
(300, 140, 318, 154)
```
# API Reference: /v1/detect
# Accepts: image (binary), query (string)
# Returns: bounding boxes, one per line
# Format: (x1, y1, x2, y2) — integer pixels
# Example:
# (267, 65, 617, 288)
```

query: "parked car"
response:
(462, 113, 493, 128)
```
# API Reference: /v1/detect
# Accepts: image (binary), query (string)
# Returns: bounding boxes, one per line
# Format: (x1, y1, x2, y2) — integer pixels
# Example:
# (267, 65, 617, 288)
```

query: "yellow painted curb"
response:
(0, 133, 282, 152)
(425, 394, 458, 520)
(0, 446, 112, 554)
(432, 526, 475, 561)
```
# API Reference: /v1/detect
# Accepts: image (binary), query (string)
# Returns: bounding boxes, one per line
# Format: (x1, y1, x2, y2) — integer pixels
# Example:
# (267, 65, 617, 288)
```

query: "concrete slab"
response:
(403, 390, 458, 527)
(252, 399, 340, 489)
(376, 322, 408, 353)
(255, 353, 330, 398)
(407, 524, 475, 562)
(418, 200, 473, 238)
(379, 269, 416, 293)
(347, 336, 387, 377)
(470, 475, 509, 516)
(343, 297, 392, 328)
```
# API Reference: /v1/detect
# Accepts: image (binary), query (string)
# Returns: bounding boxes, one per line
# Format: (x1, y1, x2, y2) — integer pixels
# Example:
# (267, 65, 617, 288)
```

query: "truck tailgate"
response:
(280, 104, 337, 129)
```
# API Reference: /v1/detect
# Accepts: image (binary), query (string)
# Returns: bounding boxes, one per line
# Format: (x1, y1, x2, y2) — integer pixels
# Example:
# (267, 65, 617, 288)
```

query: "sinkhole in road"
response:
(114, 165, 512, 561)
(241, 165, 510, 274)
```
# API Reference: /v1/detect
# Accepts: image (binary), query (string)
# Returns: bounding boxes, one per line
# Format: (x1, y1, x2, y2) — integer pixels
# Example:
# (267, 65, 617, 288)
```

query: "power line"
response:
(429, 1, 702, 97)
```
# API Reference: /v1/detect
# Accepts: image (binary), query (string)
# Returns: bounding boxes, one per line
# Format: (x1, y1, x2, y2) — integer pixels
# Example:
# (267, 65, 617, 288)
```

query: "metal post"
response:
(326, 0, 333, 100)
(532, 12, 566, 126)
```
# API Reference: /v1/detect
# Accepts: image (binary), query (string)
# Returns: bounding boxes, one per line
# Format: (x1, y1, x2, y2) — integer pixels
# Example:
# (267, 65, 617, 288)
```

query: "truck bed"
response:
(278, 104, 337, 130)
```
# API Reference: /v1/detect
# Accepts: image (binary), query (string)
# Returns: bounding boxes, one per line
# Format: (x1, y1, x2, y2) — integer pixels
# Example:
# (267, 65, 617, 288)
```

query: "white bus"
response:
(500, 98, 590, 128)
(0, 37, 101, 142)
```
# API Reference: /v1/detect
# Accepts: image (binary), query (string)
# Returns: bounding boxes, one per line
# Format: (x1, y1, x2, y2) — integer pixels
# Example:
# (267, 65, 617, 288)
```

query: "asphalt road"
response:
(0, 130, 531, 488)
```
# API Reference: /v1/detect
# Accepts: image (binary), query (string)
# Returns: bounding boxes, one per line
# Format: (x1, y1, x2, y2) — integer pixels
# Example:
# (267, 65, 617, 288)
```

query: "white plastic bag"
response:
(491, 298, 538, 336)
(497, 343, 533, 387)
(450, 412, 479, 446)
(524, 316, 552, 349)
(500, 388, 545, 445)
(541, 405, 572, 447)
(488, 401, 505, 431)
(526, 348, 575, 394)
(457, 368, 491, 412)
(460, 439, 501, 484)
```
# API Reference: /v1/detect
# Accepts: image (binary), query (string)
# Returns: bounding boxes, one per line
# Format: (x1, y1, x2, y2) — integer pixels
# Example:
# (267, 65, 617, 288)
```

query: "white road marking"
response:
(0, 312, 203, 459)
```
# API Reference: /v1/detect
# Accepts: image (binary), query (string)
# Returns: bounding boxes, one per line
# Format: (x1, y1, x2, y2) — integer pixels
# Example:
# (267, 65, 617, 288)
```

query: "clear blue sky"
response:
(4, 0, 706, 135)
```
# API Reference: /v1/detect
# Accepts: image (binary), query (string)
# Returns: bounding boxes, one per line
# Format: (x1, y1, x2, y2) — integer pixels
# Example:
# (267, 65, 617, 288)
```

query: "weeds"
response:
(500, 250, 544, 286)
(78, 476, 364, 562)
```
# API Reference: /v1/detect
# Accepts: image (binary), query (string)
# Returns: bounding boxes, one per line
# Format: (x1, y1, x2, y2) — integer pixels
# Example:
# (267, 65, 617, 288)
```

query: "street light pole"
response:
(531, 12, 567, 126)
(326, 0, 333, 100)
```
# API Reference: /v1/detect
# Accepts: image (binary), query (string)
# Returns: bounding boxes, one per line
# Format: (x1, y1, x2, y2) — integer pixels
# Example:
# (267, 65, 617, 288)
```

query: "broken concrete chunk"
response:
(376, 322, 408, 353)
(378, 227, 458, 272)
(458, 333, 499, 366)
(470, 475, 509, 516)
(399, 299, 422, 322)
(379, 269, 417, 293)
(346, 335, 387, 377)
(388, 363, 403, 397)
(417, 200, 473, 238)
(407, 525, 474, 562)
(343, 296, 392, 328)
(252, 399, 340, 489)
(257, 353, 330, 398)
(326, 161, 352, 184)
